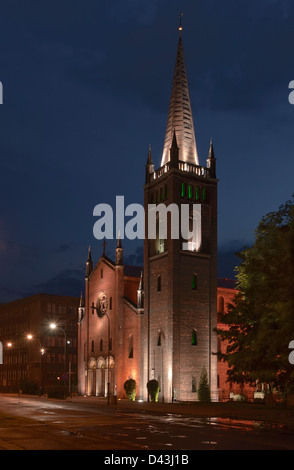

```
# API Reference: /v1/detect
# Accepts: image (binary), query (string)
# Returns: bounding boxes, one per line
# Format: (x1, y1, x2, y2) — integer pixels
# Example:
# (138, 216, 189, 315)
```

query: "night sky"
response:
(0, 0, 293, 303)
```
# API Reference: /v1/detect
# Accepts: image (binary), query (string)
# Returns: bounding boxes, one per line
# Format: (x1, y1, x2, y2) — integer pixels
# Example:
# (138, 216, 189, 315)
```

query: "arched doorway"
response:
(87, 356, 97, 396)
(96, 357, 106, 396)
(96, 355, 115, 397)
(106, 356, 115, 396)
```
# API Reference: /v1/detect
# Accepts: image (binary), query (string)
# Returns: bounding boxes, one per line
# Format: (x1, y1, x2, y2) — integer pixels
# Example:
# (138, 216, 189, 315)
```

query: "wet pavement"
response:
(0, 394, 293, 450)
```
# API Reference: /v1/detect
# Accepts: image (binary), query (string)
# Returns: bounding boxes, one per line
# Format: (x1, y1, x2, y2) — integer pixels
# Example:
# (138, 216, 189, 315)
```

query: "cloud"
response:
(26, 269, 84, 298)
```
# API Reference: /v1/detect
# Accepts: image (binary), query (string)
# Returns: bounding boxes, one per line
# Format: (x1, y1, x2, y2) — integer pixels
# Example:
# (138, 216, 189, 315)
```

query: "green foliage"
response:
(197, 367, 211, 402)
(217, 196, 294, 393)
(147, 379, 160, 402)
(124, 379, 136, 401)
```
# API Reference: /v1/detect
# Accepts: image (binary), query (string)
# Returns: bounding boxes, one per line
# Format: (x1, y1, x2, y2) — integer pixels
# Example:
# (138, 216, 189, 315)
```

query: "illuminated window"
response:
(195, 186, 200, 201)
(181, 182, 186, 197)
(202, 187, 206, 201)
(192, 273, 198, 290)
(192, 329, 197, 346)
(188, 185, 193, 199)
(156, 215, 165, 253)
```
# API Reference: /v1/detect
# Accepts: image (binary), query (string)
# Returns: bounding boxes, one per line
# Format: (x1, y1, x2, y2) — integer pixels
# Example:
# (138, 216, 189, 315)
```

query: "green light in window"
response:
(181, 182, 186, 197)
(195, 186, 200, 201)
(189, 185, 193, 199)
(192, 329, 197, 346)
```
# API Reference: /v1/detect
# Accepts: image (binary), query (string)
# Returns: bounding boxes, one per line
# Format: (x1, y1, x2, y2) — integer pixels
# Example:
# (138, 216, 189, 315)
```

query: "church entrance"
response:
(96, 356, 115, 397)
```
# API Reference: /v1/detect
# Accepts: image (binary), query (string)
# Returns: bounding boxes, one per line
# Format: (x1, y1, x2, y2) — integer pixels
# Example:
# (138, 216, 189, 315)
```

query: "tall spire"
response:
(116, 232, 123, 265)
(86, 246, 93, 277)
(161, 20, 199, 167)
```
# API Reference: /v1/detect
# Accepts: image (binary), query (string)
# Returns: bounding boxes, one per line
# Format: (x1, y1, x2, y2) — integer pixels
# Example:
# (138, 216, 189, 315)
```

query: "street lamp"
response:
(26, 334, 45, 394)
(49, 322, 67, 371)
(49, 323, 71, 395)
(91, 302, 110, 405)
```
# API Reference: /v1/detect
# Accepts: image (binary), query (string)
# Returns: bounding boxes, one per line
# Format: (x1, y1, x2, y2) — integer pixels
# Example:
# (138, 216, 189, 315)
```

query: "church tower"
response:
(142, 24, 218, 402)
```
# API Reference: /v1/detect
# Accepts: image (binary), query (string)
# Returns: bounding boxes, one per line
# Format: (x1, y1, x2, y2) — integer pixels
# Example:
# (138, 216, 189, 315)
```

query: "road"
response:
(0, 395, 293, 452)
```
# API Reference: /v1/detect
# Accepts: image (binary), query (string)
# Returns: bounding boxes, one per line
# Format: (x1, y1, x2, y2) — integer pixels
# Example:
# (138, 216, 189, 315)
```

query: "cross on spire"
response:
(179, 12, 183, 34)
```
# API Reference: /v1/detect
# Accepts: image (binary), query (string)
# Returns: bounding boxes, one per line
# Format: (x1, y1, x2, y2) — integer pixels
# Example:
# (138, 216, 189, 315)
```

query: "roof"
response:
(124, 265, 142, 278)
(161, 33, 198, 167)
(217, 278, 237, 289)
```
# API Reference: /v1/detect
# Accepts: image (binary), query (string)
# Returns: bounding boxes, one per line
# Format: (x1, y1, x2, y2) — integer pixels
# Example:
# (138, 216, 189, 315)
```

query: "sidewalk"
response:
(67, 395, 294, 430)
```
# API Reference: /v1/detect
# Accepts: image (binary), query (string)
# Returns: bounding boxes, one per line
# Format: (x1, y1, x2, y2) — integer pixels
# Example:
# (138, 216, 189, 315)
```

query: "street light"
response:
(26, 334, 45, 394)
(49, 323, 70, 395)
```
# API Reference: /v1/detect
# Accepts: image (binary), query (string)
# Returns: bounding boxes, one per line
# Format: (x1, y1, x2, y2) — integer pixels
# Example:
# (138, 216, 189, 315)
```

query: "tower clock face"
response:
(96, 293, 108, 317)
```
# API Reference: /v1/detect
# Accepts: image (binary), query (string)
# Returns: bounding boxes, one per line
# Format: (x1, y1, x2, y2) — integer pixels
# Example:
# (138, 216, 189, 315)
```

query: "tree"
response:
(147, 379, 160, 402)
(124, 379, 136, 401)
(217, 197, 294, 394)
(197, 367, 211, 402)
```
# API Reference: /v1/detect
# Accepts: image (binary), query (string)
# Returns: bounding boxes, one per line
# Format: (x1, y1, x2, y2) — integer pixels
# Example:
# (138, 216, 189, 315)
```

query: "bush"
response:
(124, 379, 136, 401)
(147, 379, 160, 402)
(197, 367, 211, 402)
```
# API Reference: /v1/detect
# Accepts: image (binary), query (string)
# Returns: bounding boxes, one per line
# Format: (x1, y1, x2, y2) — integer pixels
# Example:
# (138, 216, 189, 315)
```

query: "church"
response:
(78, 24, 226, 403)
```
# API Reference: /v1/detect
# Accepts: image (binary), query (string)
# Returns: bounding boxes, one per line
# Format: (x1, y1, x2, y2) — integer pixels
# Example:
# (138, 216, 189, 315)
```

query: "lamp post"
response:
(49, 323, 68, 392)
(91, 302, 110, 405)
(27, 334, 45, 394)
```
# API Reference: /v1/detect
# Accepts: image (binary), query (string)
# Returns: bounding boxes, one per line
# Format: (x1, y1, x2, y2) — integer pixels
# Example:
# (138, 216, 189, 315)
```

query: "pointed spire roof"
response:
(138, 270, 143, 290)
(208, 137, 215, 160)
(79, 291, 84, 308)
(117, 231, 122, 248)
(161, 25, 199, 167)
(146, 144, 153, 165)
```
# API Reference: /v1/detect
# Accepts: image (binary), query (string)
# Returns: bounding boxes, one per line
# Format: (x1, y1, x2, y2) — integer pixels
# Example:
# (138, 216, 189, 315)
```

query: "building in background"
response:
(0, 293, 79, 395)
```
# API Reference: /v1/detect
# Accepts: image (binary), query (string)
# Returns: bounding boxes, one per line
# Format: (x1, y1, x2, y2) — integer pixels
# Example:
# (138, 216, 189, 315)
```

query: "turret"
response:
(137, 271, 144, 312)
(145, 144, 154, 183)
(207, 138, 216, 178)
(78, 291, 85, 322)
(115, 233, 123, 265)
(86, 246, 93, 278)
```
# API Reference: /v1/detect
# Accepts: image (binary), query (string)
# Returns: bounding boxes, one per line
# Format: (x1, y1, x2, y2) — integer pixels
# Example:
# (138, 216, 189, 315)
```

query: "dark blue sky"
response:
(0, 0, 293, 302)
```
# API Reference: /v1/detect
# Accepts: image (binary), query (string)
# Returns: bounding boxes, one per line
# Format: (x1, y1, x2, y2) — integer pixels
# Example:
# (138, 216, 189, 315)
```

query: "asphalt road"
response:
(0, 395, 293, 452)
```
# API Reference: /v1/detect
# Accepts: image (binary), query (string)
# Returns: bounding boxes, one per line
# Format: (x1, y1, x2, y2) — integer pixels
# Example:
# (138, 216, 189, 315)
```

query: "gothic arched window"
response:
(192, 329, 197, 346)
